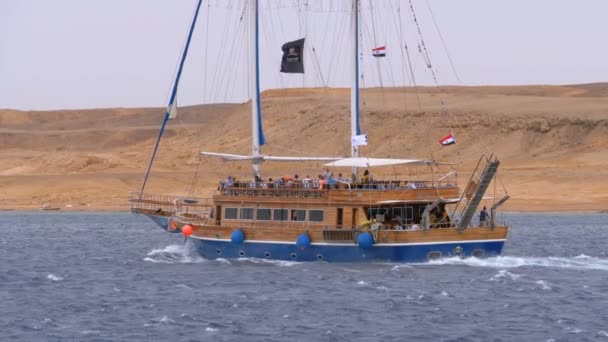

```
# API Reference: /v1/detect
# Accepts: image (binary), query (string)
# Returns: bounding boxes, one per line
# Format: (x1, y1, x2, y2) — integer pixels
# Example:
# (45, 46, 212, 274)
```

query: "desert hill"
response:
(1, 84, 607, 211)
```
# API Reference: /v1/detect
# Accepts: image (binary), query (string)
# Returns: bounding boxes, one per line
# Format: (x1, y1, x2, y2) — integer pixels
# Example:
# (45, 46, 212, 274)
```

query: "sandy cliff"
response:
(1, 84, 607, 211)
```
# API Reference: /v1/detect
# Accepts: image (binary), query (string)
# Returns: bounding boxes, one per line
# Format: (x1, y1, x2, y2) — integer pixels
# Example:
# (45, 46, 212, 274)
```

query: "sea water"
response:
(1, 212, 607, 341)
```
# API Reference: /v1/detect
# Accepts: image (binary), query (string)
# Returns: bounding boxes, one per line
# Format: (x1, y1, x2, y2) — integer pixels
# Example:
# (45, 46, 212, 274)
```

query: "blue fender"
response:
(357, 232, 374, 249)
(231, 229, 245, 244)
(296, 233, 311, 249)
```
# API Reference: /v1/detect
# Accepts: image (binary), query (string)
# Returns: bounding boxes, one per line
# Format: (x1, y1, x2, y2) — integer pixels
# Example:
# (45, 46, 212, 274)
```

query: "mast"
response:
(139, 0, 204, 194)
(350, 0, 361, 181)
(250, 0, 265, 178)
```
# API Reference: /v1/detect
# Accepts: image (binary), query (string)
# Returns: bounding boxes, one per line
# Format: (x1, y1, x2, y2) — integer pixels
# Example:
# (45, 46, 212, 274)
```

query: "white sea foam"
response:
(357, 280, 368, 286)
(145, 315, 176, 327)
(143, 243, 206, 264)
(81, 330, 101, 335)
(47, 274, 63, 281)
(428, 255, 608, 271)
(441, 291, 449, 297)
(236, 257, 299, 267)
(597, 330, 608, 337)
(159, 315, 175, 324)
(490, 270, 523, 281)
(390, 264, 414, 271)
(565, 327, 583, 334)
(536, 280, 552, 291)
(205, 327, 218, 332)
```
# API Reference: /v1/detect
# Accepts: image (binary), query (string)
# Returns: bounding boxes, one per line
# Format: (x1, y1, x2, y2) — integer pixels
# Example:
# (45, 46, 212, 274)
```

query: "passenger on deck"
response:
(362, 169, 370, 183)
(479, 207, 488, 227)
(337, 173, 346, 182)
(225, 176, 234, 188)
(429, 209, 437, 228)
(224, 176, 234, 195)
(303, 175, 312, 189)
(392, 215, 404, 230)
(437, 205, 451, 228)
(267, 178, 274, 188)
(322, 168, 332, 182)
(293, 174, 301, 187)
(318, 175, 326, 189)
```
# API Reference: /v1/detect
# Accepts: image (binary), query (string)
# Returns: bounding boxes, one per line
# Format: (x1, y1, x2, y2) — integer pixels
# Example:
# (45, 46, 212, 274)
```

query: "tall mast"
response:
(139, 0, 203, 194)
(250, 0, 265, 178)
(350, 0, 361, 181)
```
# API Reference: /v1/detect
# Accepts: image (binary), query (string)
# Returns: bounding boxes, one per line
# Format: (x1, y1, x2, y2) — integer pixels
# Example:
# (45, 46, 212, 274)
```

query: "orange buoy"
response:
(181, 225, 193, 237)
(169, 221, 178, 231)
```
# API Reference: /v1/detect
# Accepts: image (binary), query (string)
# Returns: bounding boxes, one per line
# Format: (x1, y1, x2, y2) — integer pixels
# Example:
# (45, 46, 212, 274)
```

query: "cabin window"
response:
(404, 206, 414, 223)
(367, 208, 388, 221)
(290, 209, 306, 221)
(392, 208, 403, 220)
(225, 208, 238, 219)
(256, 208, 271, 221)
(273, 209, 289, 221)
(240, 208, 254, 220)
(309, 210, 324, 222)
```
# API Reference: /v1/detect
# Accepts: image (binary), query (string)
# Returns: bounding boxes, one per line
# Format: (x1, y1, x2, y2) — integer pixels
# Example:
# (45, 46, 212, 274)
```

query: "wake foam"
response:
(47, 274, 63, 281)
(143, 243, 206, 264)
(235, 257, 300, 267)
(428, 254, 608, 271)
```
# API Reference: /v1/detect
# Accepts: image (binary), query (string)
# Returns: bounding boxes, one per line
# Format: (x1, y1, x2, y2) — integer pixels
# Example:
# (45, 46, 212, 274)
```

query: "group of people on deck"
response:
(220, 168, 377, 191)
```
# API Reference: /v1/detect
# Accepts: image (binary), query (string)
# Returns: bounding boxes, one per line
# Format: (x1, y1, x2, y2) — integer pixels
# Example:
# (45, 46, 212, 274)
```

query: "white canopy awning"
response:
(324, 157, 433, 168)
(377, 198, 461, 205)
(200, 151, 341, 162)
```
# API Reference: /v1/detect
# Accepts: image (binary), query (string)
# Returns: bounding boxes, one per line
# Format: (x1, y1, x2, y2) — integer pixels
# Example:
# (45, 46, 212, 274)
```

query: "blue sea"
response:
(1, 212, 607, 341)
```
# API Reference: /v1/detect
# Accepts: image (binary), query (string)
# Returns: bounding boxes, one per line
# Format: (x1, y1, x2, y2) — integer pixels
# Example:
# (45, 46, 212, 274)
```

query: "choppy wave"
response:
(143, 243, 206, 264)
(47, 274, 63, 281)
(428, 254, 608, 271)
(235, 257, 300, 267)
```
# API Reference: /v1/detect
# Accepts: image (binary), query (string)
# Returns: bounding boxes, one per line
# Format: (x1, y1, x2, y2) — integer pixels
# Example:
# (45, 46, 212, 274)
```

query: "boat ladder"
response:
(455, 155, 501, 230)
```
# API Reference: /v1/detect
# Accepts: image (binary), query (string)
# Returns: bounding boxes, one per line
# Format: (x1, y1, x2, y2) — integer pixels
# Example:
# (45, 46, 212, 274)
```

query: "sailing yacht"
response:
(130, 0, 510, 262)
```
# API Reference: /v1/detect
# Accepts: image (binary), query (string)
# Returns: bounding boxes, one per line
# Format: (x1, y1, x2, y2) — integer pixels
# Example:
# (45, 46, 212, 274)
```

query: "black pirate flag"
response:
(280, 38, 305, 73)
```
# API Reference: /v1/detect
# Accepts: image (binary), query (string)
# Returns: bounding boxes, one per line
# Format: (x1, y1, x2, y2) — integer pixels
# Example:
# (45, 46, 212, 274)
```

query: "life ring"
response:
(169, 220, 178, 231)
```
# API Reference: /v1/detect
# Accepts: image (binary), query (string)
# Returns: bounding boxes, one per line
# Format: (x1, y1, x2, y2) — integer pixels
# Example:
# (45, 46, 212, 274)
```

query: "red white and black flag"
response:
(280, 38, 305, 73)
(372, 46, 386, 57)
(439, 133, 456, 146)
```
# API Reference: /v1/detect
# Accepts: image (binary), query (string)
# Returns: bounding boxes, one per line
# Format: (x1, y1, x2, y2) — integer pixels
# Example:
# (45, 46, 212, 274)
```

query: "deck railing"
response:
(129, 192, 213, 216)
(219, 180, 457, 198)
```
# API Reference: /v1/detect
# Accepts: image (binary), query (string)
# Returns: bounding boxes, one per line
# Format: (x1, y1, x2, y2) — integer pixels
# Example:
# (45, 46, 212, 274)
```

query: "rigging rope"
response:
(140, 0, 204, 195)
(424, 0, 462, 84)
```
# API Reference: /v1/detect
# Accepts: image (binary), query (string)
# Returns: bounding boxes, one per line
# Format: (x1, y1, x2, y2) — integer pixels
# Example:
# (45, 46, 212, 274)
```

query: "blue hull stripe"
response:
(138, 213, 505, 262)
(190, 236, 505, 247)
(189, 237, 505, 263)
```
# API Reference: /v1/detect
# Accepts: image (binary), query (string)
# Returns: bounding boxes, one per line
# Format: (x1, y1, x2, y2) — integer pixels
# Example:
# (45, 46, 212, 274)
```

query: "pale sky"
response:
(1, 0, 607, 110)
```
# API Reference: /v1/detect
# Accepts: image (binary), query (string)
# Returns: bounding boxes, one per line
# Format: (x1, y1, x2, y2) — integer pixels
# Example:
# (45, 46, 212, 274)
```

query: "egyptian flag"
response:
(280, 38, 305, 73)
(439, 133, 456, 146)
(372, 46, 386, 57)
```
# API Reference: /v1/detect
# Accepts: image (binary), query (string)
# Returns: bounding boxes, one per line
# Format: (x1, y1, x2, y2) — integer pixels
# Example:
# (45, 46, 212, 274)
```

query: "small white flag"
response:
(168, 100, 177, 119)
(352, 134, 368, 146)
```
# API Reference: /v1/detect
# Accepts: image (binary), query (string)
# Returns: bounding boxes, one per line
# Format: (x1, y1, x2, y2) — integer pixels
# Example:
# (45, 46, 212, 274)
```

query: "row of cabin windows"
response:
(224, 208, 324, 222)
(368, 206, 426, 223)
